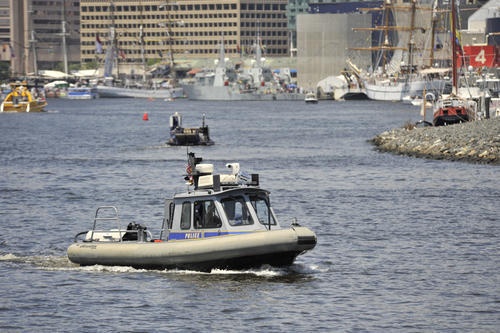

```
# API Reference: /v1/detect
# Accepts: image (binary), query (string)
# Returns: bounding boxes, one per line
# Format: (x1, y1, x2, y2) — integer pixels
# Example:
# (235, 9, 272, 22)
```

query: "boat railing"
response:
(73, 206, 151, 243)
(83, 206, 122, 242)
(92, 206, 120, 229)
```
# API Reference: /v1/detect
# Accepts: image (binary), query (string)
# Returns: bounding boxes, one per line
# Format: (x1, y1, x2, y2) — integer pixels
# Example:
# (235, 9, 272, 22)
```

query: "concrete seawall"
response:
(371, 118, 499, 164)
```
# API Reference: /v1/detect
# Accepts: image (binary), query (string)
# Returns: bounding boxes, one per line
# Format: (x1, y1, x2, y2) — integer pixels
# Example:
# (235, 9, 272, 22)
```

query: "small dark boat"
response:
(167, 112, 214, 146)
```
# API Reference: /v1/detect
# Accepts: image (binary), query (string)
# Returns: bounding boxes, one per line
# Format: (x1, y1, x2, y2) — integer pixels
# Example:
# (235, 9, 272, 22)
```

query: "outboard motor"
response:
(122, 222, 147, 242)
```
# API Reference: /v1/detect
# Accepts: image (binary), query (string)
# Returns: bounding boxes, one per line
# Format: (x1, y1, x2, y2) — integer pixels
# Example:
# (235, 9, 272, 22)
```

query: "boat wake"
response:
(0, 252, 322, 278)
(156, 264, 323, 282)
(0, 252, 74, 270)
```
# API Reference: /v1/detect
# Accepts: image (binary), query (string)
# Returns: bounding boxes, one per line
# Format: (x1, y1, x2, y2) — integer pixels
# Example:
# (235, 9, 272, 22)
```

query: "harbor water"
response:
(0, 98, 498, 332)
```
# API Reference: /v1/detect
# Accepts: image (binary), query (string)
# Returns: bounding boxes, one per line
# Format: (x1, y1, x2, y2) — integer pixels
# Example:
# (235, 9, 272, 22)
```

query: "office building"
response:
(79, 0, 291, 72)
(8, 0, 80, 77)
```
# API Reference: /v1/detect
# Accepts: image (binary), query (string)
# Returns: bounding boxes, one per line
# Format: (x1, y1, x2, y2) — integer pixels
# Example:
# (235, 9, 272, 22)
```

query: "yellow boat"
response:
(1, 82, 47, 113)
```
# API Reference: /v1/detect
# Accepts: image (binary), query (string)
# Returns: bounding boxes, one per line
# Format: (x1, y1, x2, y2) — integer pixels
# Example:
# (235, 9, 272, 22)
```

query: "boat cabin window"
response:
(180, 202, 191, 230)
(194, 200, 222, 229)
(250, 194, 277, 226)
(221, 196, 254, 226)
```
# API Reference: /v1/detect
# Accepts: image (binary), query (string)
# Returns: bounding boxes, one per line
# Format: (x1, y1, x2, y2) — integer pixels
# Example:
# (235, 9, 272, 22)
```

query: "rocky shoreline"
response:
(371, 117, 500, 164)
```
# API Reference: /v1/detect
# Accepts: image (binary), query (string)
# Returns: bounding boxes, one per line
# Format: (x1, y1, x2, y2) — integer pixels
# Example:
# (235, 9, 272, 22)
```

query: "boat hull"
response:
(304, 93, 318, 104)
(97, 85, 185, 99)
(332, 87, 368, 100)
(364, 79, 448, 101)
(67, 87, 99, 100)
(67, 226, 316, 271)
(182, 84, 304, 101)
(1, 100, 47, 112)
(167, 133, 214, 146)
(433, 108, 469, 126)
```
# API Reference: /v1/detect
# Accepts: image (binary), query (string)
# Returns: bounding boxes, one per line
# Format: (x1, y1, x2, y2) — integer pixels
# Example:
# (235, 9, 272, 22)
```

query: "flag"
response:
(119, 49, 126, 59)
(9, 43, 15, 58)
(95, 34, 103, 54)
(454, 31, 464, 59)
(185, 163, 193, 185)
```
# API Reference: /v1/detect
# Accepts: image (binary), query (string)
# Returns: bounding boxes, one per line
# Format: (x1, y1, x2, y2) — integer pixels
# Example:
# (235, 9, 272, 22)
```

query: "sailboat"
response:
(432, 0, 474, 126)
(352, 0, 449, 101)
(96, 2, 184, 99)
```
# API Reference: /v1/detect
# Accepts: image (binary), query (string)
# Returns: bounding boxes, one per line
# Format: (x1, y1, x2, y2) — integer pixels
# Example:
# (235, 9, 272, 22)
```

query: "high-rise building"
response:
(0, 0, 10, 62)
(8, 0, 80, 77)
(80, 0, 291, 69)
(6, 0, 292, 77)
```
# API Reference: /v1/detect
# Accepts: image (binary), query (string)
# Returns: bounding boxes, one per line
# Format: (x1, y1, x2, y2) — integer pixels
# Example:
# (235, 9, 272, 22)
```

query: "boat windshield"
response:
(194, 200, 222, 229)
(249, 194, 277, 226)
(221, 196, 254, 226)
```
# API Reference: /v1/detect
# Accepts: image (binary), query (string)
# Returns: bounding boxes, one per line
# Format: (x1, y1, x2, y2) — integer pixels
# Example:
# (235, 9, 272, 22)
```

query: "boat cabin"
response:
(80, 154, 281, 243)
(165, 187, 279, 240)
(163, 156, 279, 240)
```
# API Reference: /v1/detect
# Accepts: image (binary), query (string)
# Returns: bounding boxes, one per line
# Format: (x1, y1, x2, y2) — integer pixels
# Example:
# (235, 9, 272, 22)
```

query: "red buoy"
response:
(142, 112, 149, 121)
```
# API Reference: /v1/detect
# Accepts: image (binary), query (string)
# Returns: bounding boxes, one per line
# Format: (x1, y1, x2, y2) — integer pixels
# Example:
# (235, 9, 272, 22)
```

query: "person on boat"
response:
(122, 222, 138, 241)
(7, 83, 22, 104)
(171, 112, 180, 129)
(193, 200, 222, 229)
(122, 222, 147, 241)
(30, 87, 38, 99)
(194, 201, 204, 228)
(205, 201, 222, 228)
(20, 86, 30, 101)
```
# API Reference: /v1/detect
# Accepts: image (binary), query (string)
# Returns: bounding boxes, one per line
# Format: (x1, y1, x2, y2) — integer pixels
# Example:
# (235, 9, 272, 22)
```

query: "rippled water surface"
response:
(0, 98, 498, 332)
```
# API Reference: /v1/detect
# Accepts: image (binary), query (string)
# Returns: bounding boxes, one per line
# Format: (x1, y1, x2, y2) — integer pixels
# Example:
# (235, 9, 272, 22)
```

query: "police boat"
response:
(67, 153, 316, 271)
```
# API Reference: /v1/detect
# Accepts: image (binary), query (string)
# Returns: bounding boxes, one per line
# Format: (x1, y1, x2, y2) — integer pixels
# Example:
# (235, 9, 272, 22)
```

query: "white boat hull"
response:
(364, 79, 449, 101)
(97, 85, 185, 99)
(68, 227, 316, 270)
(67, 87, 99, 100)
(67, 226, 316, 271)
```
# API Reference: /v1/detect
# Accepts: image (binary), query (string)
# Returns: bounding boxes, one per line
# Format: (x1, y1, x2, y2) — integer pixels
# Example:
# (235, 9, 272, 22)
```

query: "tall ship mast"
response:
(104, 1, 117, 78)
(350, 0, 449, 101)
